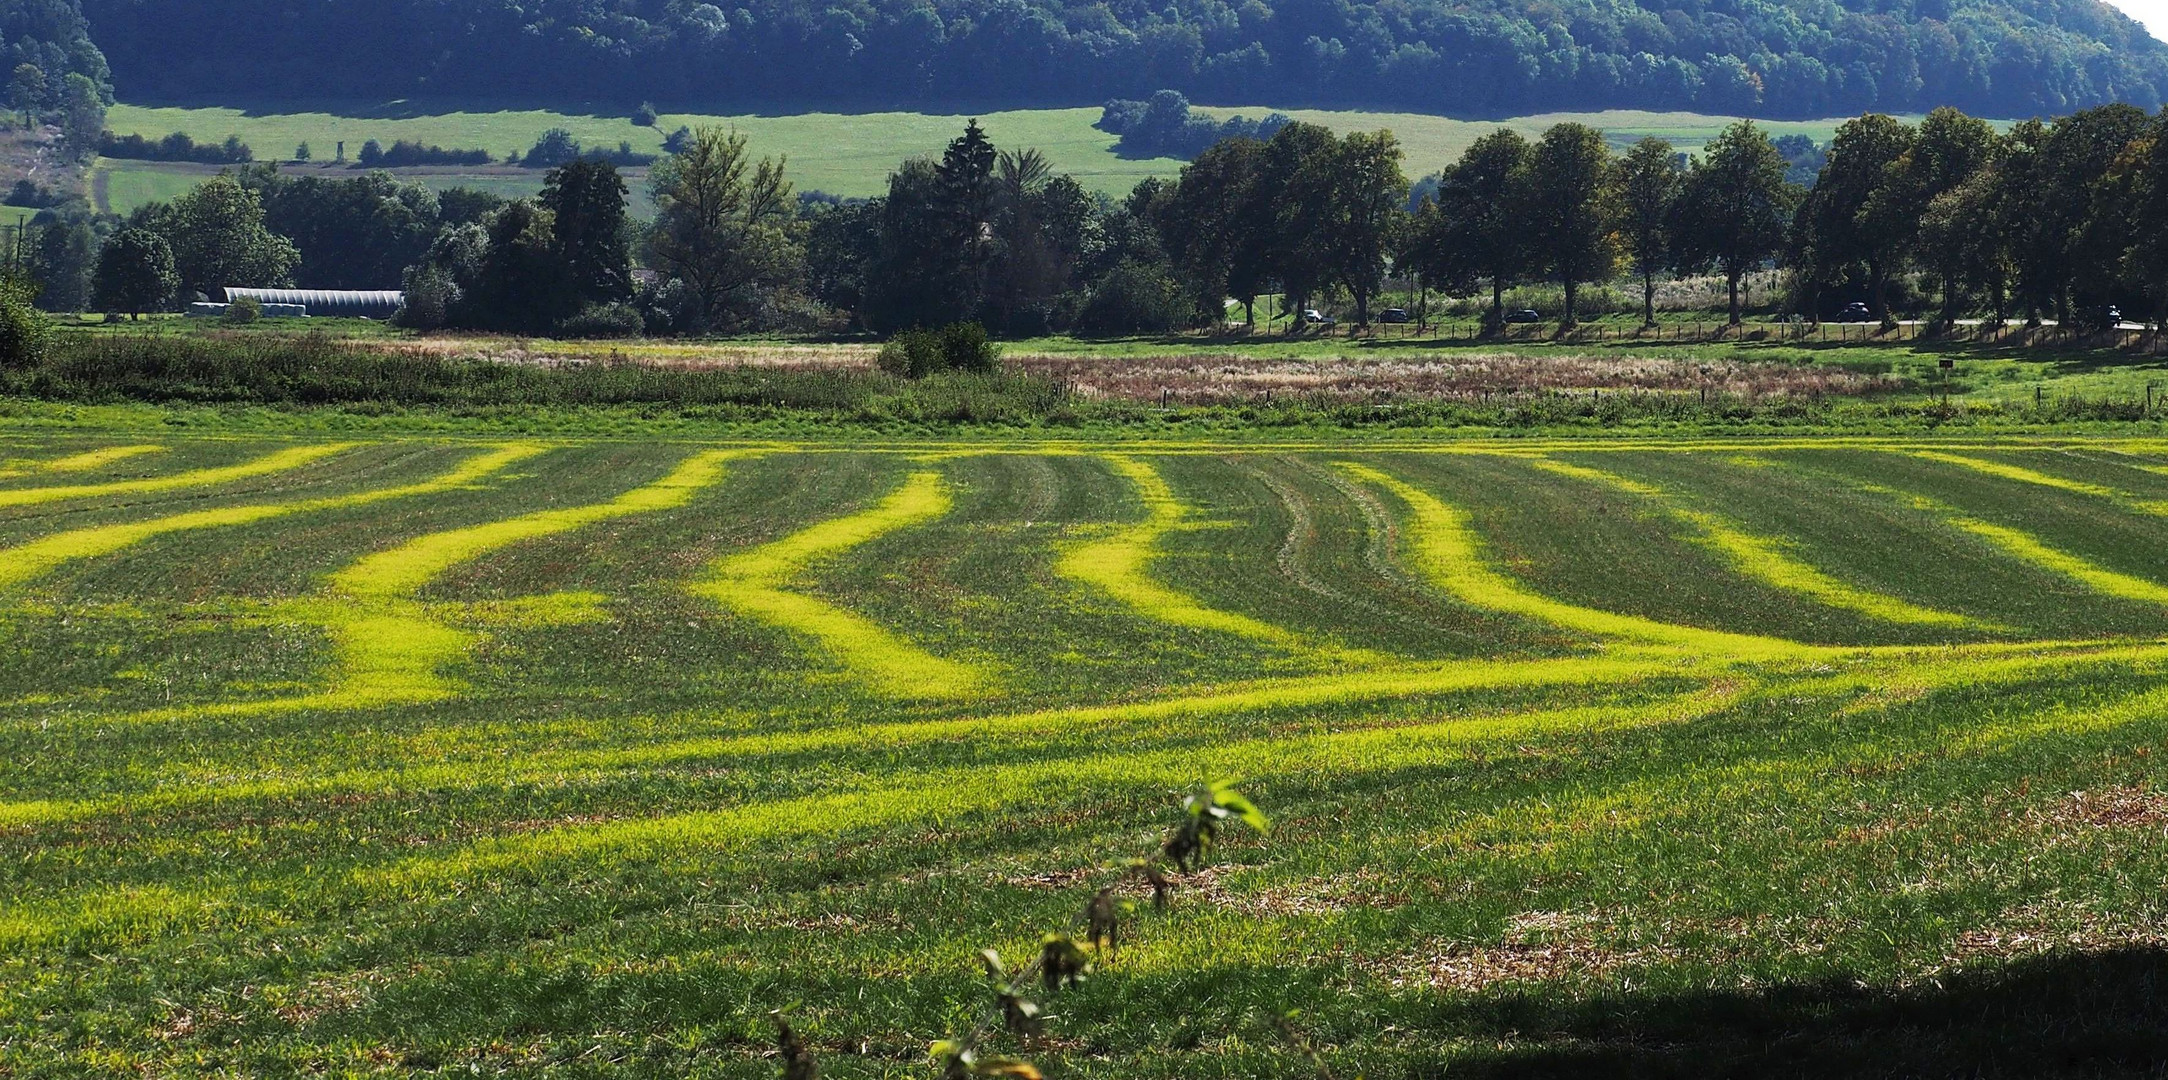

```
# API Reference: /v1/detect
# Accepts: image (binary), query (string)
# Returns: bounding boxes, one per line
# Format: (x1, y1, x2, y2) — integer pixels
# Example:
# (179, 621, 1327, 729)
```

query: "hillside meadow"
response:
(5, 426, 2168, 1074)
(94, 102, 1885, 214)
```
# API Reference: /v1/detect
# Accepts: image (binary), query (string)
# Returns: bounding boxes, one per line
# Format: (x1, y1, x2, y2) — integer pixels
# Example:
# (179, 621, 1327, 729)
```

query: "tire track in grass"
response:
(1528, 457, 1983, 629)
(0, 444, 548, 591)
(0, 443, 356, 508)
(88, 450, 749, 724)
(0, 444, 164, 478)
(1908, 449, 2168, 515)
(691, 469, 985, 700)
(1335, 461, 1815, 662)
(1059, 455, 1379, 663)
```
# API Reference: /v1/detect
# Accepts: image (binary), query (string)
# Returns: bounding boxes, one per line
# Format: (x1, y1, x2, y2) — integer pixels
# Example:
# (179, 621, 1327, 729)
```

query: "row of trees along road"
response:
(53, 103, 2168, 337)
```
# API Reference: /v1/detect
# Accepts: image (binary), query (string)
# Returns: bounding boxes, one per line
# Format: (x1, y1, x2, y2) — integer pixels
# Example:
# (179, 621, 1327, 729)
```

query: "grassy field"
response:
(103, 103, 1190, 203)
(5, 425, 2168, 1074)
(100, 102, 1914, 213)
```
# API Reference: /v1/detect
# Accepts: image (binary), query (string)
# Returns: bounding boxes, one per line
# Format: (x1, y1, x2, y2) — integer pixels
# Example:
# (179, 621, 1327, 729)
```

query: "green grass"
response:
(6, 426, 2168, 1074)
(92, 158, 206, 215)
(103, 101, 1980, 210)
(104, 103, 1190, 200)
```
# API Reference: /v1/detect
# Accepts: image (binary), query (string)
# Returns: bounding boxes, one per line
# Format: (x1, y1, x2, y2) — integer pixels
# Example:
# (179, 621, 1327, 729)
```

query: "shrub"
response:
(876, 327, 942, 377)
(559, 301, 644, 339)
(0, 273, 48, 368)
(632, 102, 658, 127)
(878, 322, 999, 378)
(221, 296, 261, 324)
(938, 321, 998, 374)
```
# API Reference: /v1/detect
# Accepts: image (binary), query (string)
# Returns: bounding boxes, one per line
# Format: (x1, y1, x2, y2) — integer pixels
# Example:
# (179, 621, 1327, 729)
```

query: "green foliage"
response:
(31, 217, 97, 313)
(89, 227, 175, 316)
(1674, 121, 1796, 324)
(1164, 780, 1270, 871)
(72, 0, 2168, 119)
(1074, 260, 1189, 336)
(540, 158, 631, 307)
(220, 295, 260, 324)
(558, 301, 643, 339)
(136, 174, 299, 299)
(878, 322, 998, 378)
(1520, 123, 1619, 327)
(1616, 137, 1684, 327)
(0, 272, 48, 367)
(645, 126, 798, 333)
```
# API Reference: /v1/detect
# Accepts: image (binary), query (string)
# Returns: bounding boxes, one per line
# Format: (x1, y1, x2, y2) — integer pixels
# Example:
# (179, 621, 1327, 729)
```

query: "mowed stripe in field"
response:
(16, 638, 2168, 949)
(1337, 461, 1815, 661)
(1058, 455, 1380, 663)
(694, 469, 986, 699)
(1526, 457, 1982, 629)
(0, 444, 546, 590)
(1907, 450, 2168, 515)
(77, 450, 749, 725)
(0, 444, 165, 478)
(0, 443, 356, 508)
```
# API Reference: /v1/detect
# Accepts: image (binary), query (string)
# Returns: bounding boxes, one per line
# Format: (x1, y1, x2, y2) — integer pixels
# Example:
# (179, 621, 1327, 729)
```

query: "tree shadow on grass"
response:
(1443, 947, 2168, 1079)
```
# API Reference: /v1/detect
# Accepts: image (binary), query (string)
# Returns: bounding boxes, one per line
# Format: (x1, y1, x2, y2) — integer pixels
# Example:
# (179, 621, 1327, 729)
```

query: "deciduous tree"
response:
(1675, 121, 1794, 325)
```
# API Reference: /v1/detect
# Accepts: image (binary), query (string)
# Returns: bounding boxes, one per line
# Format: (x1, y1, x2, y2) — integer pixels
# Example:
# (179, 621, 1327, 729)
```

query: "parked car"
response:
(1301, 308, 1337, 329)
(2108, 305, 2124, 325)
(1504, 308, 1542, 324)
(1378, 307, 1411, 323)
(1839, 302, 1872, 321)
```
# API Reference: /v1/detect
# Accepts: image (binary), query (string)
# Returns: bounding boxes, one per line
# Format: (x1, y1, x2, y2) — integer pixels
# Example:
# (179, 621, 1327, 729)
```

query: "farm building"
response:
(222, 288, 405, 319)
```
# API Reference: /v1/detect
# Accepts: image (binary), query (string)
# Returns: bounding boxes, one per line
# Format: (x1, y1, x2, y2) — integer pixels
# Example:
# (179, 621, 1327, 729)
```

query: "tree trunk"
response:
(1562, 277, 1577, 328)
(1727, 268, 1743, 326)
(1490, 279, 1504, 327)
(1642, 270, 1656, 328)
(1869, 259, 1886, 320)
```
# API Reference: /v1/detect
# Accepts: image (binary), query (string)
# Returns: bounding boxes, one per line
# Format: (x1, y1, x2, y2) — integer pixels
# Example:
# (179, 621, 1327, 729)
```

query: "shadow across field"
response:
(1443, 947, 2168, 1078)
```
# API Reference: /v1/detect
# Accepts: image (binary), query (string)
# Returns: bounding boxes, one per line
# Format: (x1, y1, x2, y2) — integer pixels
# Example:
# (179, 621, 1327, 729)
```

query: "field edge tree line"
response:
(32, 99, 2168, 345)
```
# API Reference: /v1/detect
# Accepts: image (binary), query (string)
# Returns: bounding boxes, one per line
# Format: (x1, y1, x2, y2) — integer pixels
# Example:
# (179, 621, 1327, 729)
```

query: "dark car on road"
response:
(1839, 302, 1872, 321)
(1378, 307, 1411, 323)
(1504, 308, 1542, 324)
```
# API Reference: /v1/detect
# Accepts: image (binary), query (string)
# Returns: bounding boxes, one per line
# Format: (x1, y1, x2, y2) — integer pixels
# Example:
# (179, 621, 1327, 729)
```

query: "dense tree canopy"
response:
(78, 0, 2168, 120)
(2, 0, 108, 110)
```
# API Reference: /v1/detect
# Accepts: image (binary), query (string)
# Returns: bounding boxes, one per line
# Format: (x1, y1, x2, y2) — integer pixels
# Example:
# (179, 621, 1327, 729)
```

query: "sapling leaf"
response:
(1086, 886, 1120, 955)
(771, 1010, 818, 1080)
(1039, 932, 1092, 990)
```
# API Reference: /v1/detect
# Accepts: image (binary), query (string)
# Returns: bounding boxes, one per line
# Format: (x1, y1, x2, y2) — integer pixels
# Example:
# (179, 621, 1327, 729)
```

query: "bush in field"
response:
(0, 273, 49, 368)
(878, 322, 997, 378)
(559, 301, 644, 339)
(632, 102, 658, 127)
(221, 295, 261, 324)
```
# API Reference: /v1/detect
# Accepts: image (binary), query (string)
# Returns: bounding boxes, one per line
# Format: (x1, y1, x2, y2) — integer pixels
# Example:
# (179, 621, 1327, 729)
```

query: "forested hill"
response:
(67, 0, 2168, 119)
